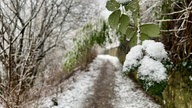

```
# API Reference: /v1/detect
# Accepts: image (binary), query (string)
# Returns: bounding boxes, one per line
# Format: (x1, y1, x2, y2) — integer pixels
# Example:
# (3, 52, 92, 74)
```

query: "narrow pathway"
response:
(29, 55, 161, 108)
(84, 62, 116, 108)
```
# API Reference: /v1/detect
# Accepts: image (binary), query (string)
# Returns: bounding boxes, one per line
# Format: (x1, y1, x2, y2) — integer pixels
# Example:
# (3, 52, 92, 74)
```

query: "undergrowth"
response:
(64, 20, 110, 73)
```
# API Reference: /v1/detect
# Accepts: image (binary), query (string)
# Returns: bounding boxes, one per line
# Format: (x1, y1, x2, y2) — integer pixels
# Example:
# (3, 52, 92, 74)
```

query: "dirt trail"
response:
(84, 61, 116, 108)
(28, 55, 161, 108)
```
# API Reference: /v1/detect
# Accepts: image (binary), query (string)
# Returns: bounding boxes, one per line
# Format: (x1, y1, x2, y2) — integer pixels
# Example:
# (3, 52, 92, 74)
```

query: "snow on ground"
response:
(97, 55, 122, 70)
(114, 70, 161, 108)
(30, 56, 104, 108)
(99, 55, 161, 108)
(28, 55, 160, 108)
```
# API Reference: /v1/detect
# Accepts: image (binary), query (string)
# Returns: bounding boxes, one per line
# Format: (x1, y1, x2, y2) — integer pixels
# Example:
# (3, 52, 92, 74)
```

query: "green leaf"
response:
(140, 33, 150, 41)
(128, 32, 137, 47)
(124, 0, 139, 26)
(140, 24, 160, 37)
(132, 12, 139, 26)
(108, 9, 121, 29)
(124, 0, 138, 12)
(126, 26, 136, 38)
(119, 14, 130, 34)
(106, 0, 120, 11)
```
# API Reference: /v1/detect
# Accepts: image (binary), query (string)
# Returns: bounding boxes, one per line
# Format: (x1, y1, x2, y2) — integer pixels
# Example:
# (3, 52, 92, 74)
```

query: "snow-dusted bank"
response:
(29, 56, 104, 108)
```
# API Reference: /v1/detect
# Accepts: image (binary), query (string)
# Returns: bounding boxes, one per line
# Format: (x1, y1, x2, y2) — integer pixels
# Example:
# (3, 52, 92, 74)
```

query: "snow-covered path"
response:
(30, 55, 161, 108)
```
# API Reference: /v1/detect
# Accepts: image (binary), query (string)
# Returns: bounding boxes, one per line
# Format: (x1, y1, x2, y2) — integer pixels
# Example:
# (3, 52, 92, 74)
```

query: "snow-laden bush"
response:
(138, 56, 167, 83)
(123, 40, 168, 84)
(142, 40, 168, 61)
(123, 45, 143, 72)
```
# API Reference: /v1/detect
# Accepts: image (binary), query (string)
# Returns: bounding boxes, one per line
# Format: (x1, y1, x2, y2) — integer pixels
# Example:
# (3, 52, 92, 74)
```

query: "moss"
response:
(163, 70, 192, 108)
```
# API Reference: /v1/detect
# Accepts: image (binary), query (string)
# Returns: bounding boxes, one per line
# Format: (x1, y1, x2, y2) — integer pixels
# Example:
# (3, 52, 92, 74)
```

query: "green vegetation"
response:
(106, 0, 160, 47)
(106, 0, 191, 106)
(160, 0, 192, 107)
(64, 20, 110, 73)
(106, 0, 165, 103)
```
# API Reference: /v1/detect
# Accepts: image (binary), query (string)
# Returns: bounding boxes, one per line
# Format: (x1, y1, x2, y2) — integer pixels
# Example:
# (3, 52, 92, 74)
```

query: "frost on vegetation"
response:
(142, 40, 167, 61)
(123, 40, 168, 83)
(123, 45, 143, 71)
(138, 56, 167, 83)
(116, 0, 130, 4)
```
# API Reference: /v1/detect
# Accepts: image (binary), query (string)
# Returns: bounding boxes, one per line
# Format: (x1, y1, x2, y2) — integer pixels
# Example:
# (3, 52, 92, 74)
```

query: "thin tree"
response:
(0, 0, 96, 107)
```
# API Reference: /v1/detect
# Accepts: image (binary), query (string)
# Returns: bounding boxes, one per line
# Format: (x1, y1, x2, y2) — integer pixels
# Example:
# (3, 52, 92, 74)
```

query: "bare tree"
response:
(0, 0, 97, 107)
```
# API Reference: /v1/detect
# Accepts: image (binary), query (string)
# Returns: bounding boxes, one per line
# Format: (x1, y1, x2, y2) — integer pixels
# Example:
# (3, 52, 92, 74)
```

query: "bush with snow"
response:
(123, 40, 168, 84)
(138, 56, 167, 83)
(142, 40, 168, 61)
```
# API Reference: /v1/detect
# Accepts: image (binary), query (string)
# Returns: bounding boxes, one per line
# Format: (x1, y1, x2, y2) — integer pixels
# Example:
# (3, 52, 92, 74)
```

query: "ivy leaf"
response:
(126, 26, 136, 39)
(140, 24, 160, 37)
(124, 0, 138, 12)
(128, 32, 137, 47)
(132, 12, 139, 26)
(106, 0, 120, 11)
(108, 9, 121, 29)
(124, 0, 139, 26)
(140, 33, 150, 41)
(119, 14, 130, 34)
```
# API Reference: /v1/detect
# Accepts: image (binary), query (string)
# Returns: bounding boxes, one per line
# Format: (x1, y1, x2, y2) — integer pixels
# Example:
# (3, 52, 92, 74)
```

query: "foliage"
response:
(162, 59, 174, 72)
(106, 0, 160, 47)
(123, 40, 169, 102)
(64, 20, 109, 72)
(139, 80, 167, 98)
(175, 60, 192, 72)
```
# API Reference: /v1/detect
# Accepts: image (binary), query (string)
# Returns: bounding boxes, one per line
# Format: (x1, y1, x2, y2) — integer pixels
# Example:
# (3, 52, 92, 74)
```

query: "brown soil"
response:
(83, 61, 116, 108)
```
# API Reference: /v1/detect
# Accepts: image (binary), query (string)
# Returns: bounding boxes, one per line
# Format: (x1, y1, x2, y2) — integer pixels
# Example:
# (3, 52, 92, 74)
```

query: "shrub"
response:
(123, 40, 169, 100)
(64, 20, 109, 73)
